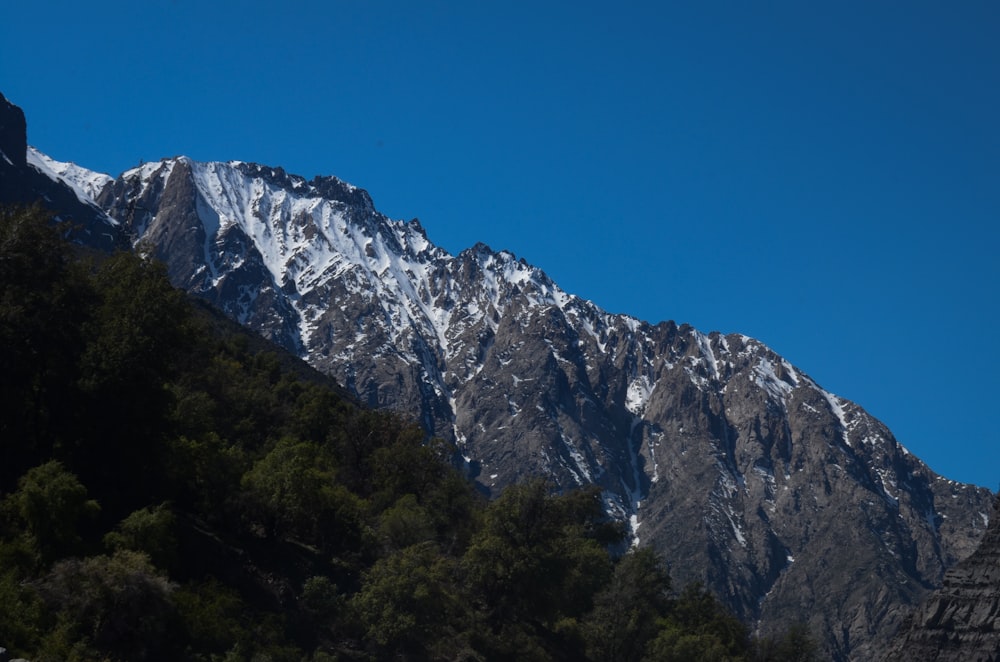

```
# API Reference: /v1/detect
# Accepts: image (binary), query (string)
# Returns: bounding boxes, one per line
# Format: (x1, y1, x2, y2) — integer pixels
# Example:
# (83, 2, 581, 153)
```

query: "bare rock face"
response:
(0, 93, 27, 169)
(3, 87, 991, 660)
(884, 497, 1000, 661)
(95, 159, 304, 353)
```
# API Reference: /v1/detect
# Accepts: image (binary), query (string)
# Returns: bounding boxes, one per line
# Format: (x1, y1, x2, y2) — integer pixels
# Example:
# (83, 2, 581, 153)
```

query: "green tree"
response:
(3, 461, 99, 566)
(463, 480, 613, 635)
(0, 205, 91, 488)
(33, 550, 176, 662)
(645, 583, 751, 661)
(289, 381, 351, 446)
(377, 493, 436, 551)
(352, 541, 469, 658)
(74, 249, 192, 508)
(103, 502, 178, 571)
(585, 547, 672, 662)
(645, 623, 739, 662)
(752, 622, 819, 662)
(78, 250, 190, 398)
(368, 428, 449, 509)
(0, 568, 44, 655)
(171, 579, 252, 658)
(241, 437, 367, 555)
(300, 575, 342, 623)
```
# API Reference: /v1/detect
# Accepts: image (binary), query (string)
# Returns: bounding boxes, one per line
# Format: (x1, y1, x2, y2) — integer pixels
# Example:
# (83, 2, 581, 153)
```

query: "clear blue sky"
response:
(3, 1, 998, 488)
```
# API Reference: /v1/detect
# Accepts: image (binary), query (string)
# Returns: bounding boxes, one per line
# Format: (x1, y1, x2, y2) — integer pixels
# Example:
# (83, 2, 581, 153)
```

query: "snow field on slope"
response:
(26, 147, 115, 214)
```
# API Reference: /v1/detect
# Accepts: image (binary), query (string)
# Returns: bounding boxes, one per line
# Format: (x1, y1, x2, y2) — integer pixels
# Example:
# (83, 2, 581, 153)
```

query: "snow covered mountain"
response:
(2, 87, 992, 659)
(85, 154, 990, 660)
(27, 146, 113, 203)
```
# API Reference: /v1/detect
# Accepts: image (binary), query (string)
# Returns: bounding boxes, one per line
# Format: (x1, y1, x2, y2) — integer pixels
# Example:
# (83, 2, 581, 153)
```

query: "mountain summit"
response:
(4, 93, 992, 659)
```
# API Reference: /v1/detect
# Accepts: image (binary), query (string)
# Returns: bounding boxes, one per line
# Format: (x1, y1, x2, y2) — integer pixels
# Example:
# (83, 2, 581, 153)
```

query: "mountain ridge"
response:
(89, 153, 993, 659)
(2, 92, 993, 659)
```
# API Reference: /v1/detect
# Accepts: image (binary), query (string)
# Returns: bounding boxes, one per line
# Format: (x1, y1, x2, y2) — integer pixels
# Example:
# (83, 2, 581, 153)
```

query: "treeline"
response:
(0, 206, 816, 661)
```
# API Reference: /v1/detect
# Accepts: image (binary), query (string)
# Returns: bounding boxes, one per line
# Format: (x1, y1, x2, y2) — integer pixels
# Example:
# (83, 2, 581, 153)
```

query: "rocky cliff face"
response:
(1, 91, 993, 659)
(0, 94, 27, 171)
(884, 497, 1000, 661)
(0, 92, 120, 251)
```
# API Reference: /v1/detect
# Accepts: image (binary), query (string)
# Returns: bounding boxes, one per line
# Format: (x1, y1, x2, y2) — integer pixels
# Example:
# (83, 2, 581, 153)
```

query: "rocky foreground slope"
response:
(2, 91, 993, 660)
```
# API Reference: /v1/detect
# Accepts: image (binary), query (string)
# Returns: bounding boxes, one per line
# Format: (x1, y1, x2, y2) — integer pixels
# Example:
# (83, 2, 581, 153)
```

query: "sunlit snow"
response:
(26, 147, 115, 215)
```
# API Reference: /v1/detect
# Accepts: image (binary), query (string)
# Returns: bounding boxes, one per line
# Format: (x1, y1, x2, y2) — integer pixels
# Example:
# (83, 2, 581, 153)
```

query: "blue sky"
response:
(2, 1, 998, 488)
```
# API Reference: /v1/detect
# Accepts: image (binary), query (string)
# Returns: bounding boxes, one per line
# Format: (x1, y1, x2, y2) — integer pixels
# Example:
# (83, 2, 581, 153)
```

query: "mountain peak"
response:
(307, 173, 374, 210)
(26, 147, 114, 206)
(0, 91, 27, 169)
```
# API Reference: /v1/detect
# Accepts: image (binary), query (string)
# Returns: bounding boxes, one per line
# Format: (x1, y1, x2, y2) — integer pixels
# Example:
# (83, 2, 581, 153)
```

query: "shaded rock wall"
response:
(885, 496, 1000, 661)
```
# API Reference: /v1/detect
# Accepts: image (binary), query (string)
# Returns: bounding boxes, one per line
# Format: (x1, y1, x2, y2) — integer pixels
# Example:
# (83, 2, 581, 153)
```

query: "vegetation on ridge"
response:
(0, 206, 816, 661)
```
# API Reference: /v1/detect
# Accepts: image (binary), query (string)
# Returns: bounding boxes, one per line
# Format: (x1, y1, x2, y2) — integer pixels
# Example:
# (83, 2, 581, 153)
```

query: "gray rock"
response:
(884, 497, 1000, 661)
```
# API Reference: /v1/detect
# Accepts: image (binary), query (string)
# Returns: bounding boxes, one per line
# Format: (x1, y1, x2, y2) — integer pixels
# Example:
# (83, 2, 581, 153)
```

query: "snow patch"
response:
(752, 357, 795, 402)
(629, 513, 641, 547)
(26, 147, 115, 213)
(727, 506, 747, 547)
(820, 389, 851, 446)
(625, 375, 653, 415)
(696, 331, 720, 381)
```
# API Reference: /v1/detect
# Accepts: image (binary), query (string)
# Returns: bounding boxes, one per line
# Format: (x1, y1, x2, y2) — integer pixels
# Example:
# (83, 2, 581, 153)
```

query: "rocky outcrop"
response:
(884, 497, 1000, 661)
(0, 92, 122, 251)
(0, 94, 27, 170)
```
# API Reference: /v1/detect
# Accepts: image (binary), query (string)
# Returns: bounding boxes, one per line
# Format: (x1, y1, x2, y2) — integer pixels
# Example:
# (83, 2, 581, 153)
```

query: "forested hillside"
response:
(0, 206, 815, 661)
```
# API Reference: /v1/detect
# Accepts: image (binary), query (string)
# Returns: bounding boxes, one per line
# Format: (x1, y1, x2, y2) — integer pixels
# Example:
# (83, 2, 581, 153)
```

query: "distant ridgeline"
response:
(1, 90, 995, 661)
